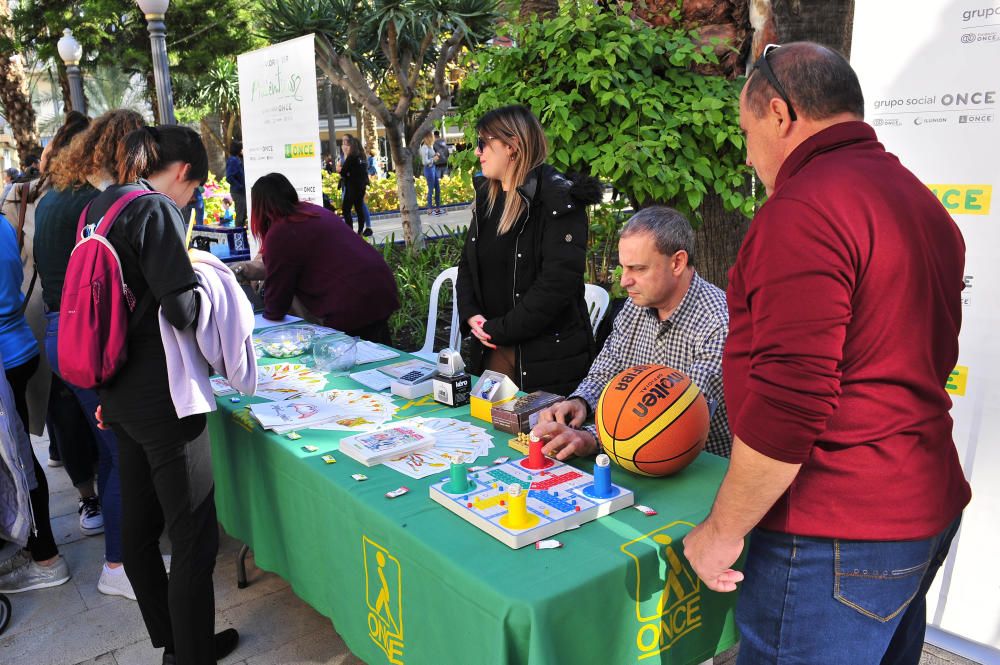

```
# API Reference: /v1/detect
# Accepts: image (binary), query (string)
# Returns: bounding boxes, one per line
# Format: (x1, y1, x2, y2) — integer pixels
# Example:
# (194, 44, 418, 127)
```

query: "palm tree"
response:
(193, 57, 242, 157)
(260, 0, 500, 249)
(0, 0, 41, 161)
(519, 0, 558, 21)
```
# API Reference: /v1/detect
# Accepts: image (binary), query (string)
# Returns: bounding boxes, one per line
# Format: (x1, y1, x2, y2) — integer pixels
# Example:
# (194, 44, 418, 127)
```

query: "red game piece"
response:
(521, 434, 554, 470)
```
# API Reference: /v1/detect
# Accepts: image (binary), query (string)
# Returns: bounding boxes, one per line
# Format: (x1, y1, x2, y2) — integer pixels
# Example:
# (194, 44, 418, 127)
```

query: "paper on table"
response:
(254, 314, 303, 330)
(355, 341, 400, 365)
(349, 369, 393, 391)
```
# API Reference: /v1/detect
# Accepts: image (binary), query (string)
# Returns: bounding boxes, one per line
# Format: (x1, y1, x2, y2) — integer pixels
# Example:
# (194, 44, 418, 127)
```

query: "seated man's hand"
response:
(533, 422, 598, 460)
(537, 397, 588, 428)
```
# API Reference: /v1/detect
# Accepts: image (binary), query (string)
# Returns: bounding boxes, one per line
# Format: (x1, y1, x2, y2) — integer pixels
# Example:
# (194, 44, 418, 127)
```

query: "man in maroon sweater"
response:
(683, 43, 971, 664)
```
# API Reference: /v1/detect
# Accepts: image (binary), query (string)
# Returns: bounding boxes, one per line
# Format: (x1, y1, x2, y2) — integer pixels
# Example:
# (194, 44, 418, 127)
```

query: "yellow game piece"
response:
(499, 484, 540, 531)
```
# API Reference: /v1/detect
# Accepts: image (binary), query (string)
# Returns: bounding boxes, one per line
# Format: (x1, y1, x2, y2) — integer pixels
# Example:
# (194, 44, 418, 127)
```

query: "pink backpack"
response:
(58, 190, 161, 389)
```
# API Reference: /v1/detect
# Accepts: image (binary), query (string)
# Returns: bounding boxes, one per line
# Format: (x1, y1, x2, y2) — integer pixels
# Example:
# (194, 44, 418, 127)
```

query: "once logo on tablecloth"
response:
(621, 521, 703, 661)
(363, 536, 404, 664)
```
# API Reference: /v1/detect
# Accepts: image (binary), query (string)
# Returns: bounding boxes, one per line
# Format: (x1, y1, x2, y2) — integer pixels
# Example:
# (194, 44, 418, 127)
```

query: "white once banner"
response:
(237, 34, 323, 252)
(852, 1, 1000, 661)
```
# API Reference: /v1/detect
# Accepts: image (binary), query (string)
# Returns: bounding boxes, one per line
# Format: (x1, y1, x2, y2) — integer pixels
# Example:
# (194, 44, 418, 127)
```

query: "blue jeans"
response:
(44, 311, 123, 563)
(736, 518, 961, 665)
(424, 165, 441, 208)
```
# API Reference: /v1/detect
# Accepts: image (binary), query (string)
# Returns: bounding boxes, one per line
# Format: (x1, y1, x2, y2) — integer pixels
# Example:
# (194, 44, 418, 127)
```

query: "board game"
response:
(429, 451, 635, 549)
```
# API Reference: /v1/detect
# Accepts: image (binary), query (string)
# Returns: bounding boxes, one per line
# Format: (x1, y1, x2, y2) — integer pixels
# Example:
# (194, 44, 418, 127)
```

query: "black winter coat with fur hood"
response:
(457, 163, 603, 396)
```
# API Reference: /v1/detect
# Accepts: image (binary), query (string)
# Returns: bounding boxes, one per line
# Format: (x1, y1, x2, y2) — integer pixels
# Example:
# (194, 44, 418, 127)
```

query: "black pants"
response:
(342, 185, 367, 233)
(5, 355, 58, 562)
(233, 193, 247, 227)
(113, 414, 219, 665)
(45, 372, 98, 487)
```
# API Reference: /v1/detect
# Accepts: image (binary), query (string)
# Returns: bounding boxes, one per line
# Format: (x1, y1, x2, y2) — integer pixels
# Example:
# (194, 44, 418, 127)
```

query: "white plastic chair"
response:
(584, 283, 611, 332)
(415, 266, 461, 362)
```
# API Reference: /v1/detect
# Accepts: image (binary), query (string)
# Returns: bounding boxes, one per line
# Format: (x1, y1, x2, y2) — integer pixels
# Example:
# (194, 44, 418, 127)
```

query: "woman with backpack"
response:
(83, 125, 238, 665)
(33, 109, 146, 602)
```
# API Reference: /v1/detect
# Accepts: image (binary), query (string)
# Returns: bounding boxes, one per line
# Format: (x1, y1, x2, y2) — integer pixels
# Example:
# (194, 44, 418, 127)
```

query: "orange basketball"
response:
(595, 364, 709, 477)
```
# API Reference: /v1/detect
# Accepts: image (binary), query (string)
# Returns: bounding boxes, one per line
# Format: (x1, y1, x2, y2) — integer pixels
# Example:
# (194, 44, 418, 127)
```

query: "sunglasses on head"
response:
(751, 44, 798, 122)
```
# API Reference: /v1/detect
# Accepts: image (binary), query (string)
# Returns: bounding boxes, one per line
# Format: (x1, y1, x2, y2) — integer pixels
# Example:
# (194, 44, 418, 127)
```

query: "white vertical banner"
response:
(852, 1, 1000, 660)
(237, 34, 323, 252)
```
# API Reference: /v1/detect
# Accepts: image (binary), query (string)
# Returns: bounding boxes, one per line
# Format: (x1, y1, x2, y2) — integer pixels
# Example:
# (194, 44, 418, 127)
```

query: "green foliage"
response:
(379, 228, 467, 350)
(457, 1, 760, 223)
(322, 170, 474, 214)
(8, 0, 260, 111)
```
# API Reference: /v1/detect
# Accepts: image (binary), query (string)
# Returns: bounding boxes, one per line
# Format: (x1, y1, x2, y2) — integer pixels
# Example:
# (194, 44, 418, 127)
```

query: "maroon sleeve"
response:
(734, 198, 856, 463)
(261, 225, 302, 321)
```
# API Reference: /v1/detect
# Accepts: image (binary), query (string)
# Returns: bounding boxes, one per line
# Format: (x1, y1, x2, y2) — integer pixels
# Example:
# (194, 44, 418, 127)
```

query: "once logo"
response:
(363, 536, 404, 664)
(927, 184, 993, 215)
(946, 366, 969, 397)
(622, 522, 703, 660)
(284, 142, 316, 159)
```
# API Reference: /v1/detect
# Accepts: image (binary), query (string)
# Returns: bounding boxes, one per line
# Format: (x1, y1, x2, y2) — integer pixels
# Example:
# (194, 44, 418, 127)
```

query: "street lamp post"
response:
(57, 29, 86, 113)
(136, 0, 175, 125)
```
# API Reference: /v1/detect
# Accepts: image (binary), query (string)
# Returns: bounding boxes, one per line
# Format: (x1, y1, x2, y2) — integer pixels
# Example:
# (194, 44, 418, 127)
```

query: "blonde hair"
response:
(50, 109, 144, 190)
(476, 105, 548, 234)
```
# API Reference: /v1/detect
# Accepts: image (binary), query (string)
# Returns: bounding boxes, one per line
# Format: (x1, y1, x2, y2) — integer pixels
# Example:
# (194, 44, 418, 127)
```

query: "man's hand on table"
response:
(683, 519, 745, 593)
(533, 398, 597, 460)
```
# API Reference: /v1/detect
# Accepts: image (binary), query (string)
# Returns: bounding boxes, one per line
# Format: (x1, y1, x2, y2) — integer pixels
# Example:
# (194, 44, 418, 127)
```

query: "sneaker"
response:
(162, 554, 172, 575)
(47, 456, 64, 468)
(362, 227, 373, 237)
(78, 496, 104, 536)
(0, 555, 71, 593)
(0, 549, 30, 576)
(98, 563, 136, 601)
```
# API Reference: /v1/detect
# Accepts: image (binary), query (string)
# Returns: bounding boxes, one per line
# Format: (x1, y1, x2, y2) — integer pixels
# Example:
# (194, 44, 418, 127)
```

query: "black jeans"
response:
(112, 414, 219, 665)
(5, 355, 58, 562)
(342, 185, 367, 233)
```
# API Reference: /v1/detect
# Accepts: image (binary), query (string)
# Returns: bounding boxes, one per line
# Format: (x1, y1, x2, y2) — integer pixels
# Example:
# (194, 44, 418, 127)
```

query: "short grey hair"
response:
(620, 206, 696, 267)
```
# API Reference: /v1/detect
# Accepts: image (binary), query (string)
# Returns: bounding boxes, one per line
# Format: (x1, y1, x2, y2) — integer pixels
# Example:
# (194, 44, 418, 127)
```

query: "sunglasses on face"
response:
(476, 136, 495, 152)
(751, 44, 798, 122)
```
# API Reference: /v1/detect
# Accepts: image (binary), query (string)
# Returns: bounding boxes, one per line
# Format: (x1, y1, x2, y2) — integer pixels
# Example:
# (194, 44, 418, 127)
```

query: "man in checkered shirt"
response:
(534, 206, 733, 458)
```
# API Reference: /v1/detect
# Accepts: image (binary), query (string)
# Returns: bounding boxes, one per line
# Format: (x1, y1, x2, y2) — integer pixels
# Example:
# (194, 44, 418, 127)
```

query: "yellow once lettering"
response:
(686, 595, 702, 626)
(637, 622, 659, 652)
(386, 638, 404, 665)
(926, 184, 992, 215)
(670, 601, 688, 634)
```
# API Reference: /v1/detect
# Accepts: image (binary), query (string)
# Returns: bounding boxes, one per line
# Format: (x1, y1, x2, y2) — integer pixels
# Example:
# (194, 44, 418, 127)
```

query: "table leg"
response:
(237, 543, 251, 589)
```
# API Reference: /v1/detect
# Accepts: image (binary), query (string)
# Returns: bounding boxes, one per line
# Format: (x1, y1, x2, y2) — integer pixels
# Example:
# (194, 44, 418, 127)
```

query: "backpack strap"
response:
(76, 189, 161, 240)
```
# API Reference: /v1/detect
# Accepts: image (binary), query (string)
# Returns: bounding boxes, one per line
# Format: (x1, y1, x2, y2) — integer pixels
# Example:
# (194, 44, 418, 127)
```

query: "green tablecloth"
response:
(208, 353, 740, 665)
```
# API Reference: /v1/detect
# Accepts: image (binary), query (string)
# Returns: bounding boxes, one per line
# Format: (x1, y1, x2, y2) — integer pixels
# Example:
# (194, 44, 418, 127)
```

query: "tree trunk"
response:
(386, 124, 424, 250)
(323, 79, 337, 155)
(200, 116, 227, 176)
(519, 0, 559, 21)
(362, 108, 379, 165)
(691, 192, 752, 289)
(770, 0, 856, 55)
(0, 0, 41, 162)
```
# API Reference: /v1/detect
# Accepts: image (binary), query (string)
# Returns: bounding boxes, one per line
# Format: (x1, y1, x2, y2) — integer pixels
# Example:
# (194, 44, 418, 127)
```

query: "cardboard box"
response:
(432, 372, 471, 407)
(469, 371, 518, 423)
(490, 391, 564, 434)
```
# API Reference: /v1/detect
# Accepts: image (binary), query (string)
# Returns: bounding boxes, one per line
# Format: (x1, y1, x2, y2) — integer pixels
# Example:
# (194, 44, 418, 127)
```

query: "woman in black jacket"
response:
(457, 105, 601, 396)
(339, 134, 370, 235)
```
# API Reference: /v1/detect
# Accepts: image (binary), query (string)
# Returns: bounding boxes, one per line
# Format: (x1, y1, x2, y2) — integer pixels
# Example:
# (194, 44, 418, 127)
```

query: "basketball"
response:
(595, 365, 709, 477)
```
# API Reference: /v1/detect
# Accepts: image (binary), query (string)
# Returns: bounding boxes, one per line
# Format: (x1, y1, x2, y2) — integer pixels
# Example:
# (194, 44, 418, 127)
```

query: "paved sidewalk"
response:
(2, 434, 982, 665)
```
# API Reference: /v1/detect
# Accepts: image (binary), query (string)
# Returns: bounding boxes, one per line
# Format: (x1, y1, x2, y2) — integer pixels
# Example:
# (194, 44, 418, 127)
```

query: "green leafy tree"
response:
(260, 0, 500, 249)
(459, 1, 756, 220)
(8, 0, 257, 122)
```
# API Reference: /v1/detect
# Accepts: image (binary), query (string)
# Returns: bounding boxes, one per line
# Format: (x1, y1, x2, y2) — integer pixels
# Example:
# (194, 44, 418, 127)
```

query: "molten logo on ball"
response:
(597, 365, 709, 477)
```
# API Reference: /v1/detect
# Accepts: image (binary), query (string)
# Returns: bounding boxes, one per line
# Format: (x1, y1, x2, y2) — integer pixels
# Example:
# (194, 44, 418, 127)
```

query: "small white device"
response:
(436, 348, 465, 377)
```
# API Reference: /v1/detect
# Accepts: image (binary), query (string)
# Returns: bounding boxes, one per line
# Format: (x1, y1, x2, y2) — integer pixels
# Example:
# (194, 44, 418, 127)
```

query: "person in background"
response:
(225, 140, 246, 227)
(35, 109, 145, 600)
(433, 130, 450, 180)
(682, 42, 970, 665)
(338, 134, 372, 236)
(0, 205, 69, 594)
(16, 155, 40, 183)
(367, 148, 379, 178)
(456, 104, 601, 395)
(419, 135, 442, 216)
(91, 124, 239, 665)
(1, 168, 19, 205)
(221, 194, 235, 226)
(322, 153, 336, 174)
(249, 172, 398, 343)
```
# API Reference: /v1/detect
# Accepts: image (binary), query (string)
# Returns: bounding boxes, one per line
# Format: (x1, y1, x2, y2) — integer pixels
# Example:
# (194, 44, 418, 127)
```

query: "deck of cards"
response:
(382, 417, 494, 479)
(339, 425, 436, 466)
